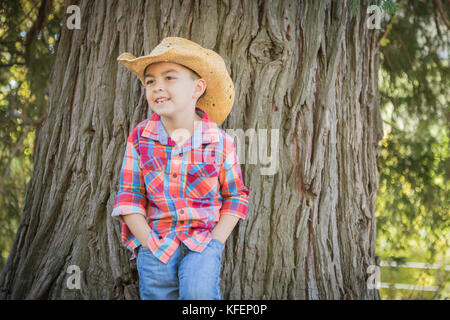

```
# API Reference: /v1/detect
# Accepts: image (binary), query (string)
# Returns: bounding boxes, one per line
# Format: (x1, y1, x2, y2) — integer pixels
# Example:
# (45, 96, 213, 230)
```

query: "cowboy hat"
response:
(117, 37, 234, 126)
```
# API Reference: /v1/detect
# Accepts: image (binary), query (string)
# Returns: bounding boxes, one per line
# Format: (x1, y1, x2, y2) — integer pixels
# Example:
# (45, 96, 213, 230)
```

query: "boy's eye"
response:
(145, 77, 174, 85)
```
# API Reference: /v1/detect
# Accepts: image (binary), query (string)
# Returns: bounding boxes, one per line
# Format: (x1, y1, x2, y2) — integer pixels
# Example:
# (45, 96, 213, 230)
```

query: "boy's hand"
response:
(122, 213, 152, 248)
(210, 214, 240, 244)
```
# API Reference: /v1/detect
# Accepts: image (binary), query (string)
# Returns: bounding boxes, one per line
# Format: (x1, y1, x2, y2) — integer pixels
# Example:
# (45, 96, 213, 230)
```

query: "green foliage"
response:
(0, 0, 65, 270)
(376, 0, 449, 299)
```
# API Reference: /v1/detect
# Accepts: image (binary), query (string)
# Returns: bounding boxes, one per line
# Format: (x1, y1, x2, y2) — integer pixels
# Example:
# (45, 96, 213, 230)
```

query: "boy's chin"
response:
(151, 105, 174, 116)
(151, 104, 193, 117)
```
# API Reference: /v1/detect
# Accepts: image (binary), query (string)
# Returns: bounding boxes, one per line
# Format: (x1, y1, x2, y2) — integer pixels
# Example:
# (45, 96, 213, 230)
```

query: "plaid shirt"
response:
(112, 107, 250, 264)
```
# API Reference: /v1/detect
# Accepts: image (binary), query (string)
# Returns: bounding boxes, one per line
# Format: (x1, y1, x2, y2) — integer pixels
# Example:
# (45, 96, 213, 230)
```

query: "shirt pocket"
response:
(140, 156, 167, 195)
(184, 163, 220, 199)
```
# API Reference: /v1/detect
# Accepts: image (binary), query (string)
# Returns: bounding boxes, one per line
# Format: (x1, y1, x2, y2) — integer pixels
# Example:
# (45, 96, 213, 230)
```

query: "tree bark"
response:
(0, 0, 383, 299)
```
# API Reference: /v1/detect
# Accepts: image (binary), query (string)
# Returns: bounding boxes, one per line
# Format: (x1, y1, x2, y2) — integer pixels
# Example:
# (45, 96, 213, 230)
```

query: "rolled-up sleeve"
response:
(111, 132, 148, 223)
(218, 141, 250, 219)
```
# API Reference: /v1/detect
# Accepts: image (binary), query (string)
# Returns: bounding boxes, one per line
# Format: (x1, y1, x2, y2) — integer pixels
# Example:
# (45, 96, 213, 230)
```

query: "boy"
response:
(112, 37, 250, 300)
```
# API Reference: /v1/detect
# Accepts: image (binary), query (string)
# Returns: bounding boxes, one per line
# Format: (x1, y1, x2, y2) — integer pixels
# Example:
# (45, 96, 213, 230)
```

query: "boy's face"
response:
(144, 61, 206, 119)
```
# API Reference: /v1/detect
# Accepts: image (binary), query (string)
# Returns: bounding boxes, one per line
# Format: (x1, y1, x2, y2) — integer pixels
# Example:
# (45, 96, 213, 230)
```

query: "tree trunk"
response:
(0, 0, 383, 299)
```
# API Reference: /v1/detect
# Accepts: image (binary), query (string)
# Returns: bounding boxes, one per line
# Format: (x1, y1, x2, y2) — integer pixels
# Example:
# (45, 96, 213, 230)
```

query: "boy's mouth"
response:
(154, 97, 170, 105)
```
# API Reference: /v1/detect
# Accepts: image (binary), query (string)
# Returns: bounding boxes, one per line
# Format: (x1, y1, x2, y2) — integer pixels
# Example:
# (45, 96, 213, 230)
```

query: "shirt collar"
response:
(141, 107, 220, 147)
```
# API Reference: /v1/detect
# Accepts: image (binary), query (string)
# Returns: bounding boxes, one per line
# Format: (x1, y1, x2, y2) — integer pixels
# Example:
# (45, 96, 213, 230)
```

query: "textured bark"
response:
(0, 0, 382, 299)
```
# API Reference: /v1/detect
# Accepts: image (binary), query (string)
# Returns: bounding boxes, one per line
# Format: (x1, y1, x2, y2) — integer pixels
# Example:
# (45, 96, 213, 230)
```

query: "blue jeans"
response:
(136, 238, 224, 300)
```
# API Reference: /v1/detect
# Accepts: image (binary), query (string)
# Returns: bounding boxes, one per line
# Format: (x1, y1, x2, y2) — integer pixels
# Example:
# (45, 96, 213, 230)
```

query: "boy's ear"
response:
(194, 78, 207, 99)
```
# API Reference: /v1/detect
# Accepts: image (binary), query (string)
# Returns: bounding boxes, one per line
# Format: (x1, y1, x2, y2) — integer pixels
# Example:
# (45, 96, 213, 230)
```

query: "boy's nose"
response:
(153, 81, 164, 92)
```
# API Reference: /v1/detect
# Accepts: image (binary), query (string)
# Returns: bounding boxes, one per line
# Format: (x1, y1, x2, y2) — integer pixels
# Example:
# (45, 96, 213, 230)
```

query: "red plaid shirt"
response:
(112, 107, 250, 264)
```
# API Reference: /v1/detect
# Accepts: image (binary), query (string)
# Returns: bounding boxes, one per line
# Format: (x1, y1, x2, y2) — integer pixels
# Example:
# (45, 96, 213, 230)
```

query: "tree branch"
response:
(24, 0, 53, 55)
(433, 0, 450, 29)
(11, 112, 48, 127)
(0, 62, 26, 68)
(378, 11, 397, 46)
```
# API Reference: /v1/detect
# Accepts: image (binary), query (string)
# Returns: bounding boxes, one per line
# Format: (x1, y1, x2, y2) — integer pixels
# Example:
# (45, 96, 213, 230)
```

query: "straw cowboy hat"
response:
(117, 37, 234, 126)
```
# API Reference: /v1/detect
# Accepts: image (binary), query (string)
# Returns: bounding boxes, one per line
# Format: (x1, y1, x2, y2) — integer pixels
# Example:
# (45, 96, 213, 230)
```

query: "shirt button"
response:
(173, 174, 177, 178)
(180, 209, 184, 214)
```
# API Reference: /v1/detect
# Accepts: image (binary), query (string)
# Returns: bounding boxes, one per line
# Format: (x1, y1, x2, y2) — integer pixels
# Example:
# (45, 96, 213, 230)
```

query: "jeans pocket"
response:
(210, 238, 225, 251)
